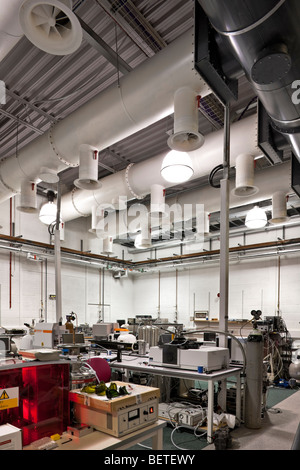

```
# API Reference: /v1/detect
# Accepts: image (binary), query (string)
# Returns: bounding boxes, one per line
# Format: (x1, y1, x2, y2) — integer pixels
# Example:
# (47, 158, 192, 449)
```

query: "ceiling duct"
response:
(89, 204, 106, 234)
(232, 153, 258, 197)
(0, 28, 209, 204)
(167, 87, 205, 152)
(197, 0, 300, 162)
(0, 0, 25, 62)
(60, 114, 264, 222)
(101, 236, 114, 255)
(270, 191, 290, 224)
(134, 218, 152, 250)
(16, 180, 37, 213)
(74, 144, 101, 191)
(19, 0, 82, 56)
(38, 167, 60, 184)
(150, 184, 168, 219)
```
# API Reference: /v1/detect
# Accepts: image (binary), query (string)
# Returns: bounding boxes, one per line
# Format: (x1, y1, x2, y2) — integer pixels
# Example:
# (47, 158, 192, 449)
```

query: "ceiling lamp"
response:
(245, 205, 267, 229)
(39, 190, 57, 225)
(161, 149, 194, 183)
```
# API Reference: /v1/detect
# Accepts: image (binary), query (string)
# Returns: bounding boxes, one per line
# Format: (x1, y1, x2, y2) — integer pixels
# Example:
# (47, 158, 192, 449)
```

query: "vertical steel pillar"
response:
(216, 104, 231, 414)
(219, 104, 230, 348)
(55, 181, 62, 324)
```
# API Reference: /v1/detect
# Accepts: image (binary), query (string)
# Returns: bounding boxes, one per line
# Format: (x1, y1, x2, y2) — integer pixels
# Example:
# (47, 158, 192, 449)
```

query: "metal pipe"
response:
(197, 0, 300, 161)
(219, 104, 231, 346)
(54, 182, 62, 323)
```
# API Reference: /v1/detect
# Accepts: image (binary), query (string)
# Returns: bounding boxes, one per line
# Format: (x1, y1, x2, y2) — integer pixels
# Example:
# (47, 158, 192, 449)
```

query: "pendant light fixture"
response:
(39, 190, 57, 225)
(161, 149, 194, 183)
(245, 205, 267, 229)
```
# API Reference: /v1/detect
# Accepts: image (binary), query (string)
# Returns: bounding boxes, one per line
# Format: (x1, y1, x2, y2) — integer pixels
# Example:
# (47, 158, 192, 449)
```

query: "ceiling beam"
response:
(76, 14, 132, 75)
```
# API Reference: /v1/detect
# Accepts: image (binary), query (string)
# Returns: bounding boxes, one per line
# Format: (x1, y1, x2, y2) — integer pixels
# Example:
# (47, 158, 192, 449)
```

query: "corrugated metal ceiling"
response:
(0, 0, 264, 199)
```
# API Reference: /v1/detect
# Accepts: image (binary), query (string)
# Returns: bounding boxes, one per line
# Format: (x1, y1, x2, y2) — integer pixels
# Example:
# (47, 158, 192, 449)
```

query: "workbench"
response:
(55, 419, 166, 450)
(111, 355, 242, 443)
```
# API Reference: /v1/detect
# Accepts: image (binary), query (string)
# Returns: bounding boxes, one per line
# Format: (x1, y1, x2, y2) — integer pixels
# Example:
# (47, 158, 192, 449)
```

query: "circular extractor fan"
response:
(19, 0, 82, 55)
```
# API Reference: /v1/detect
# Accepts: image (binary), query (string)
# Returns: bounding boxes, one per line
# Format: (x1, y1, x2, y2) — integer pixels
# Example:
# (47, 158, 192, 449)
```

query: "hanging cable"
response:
(209, 164, 224, 189)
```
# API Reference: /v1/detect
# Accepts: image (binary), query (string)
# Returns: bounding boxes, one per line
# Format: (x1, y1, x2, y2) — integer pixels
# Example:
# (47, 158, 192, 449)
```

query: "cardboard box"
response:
(0, 424, 22, 450)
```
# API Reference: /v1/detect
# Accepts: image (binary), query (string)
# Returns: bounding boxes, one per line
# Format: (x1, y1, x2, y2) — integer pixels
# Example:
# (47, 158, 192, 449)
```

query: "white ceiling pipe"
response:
(0, 28, 209, 203)
(60, 113, 261, 221)
(0, 0, 24, 62)
(128, 113, 260, 198)
(85, 162, 291, 242)
(163, 162, 291, 215)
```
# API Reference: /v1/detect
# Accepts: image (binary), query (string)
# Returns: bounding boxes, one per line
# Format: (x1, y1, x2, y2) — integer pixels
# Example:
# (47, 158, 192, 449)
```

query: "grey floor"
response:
(130, 386, 300, 451)
(204, 387, 300, 451)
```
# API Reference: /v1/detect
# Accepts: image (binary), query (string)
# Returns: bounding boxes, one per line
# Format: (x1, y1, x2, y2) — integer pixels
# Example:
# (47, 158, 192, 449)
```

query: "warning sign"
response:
(0, 387, 19, 411)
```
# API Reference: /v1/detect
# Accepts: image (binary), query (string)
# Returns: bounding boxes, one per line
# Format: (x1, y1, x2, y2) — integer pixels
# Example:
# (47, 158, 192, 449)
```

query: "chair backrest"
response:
(86, 357, 111, 382)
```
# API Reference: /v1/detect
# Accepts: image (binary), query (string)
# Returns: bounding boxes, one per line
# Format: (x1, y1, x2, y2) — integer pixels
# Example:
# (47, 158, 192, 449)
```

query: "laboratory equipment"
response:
(69, 381, 160, 437)
(149, 344, 229, 372)
(0, 362, 69, 446)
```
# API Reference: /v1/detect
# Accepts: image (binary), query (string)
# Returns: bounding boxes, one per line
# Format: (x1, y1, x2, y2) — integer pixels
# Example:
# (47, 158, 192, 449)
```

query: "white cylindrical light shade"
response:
(270, 191, 289, 224)
(39, 201, 57, 225)
(245, 206, 267, 229)
(74, 144, 101, 190)
(233, 153, 258, 197)
(161, 150, 194, 183)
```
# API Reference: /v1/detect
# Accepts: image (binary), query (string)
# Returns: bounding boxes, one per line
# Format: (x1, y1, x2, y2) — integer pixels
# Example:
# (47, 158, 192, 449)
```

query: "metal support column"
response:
(55, 181, 62, 324)
(219, 104, 230, 347)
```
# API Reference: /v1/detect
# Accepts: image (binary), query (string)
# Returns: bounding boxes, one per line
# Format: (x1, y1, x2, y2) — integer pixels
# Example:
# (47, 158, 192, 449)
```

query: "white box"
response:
(0, 424, 22, 450)
(178, 347, 229, 372)
(149, 346, 229, 372)
(92, 323, 119, 338)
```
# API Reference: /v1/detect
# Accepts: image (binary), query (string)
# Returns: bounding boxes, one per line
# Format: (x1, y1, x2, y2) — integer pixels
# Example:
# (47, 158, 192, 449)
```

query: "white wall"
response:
(0, 195, 134, 328)
(0, 193, 299, 339)
(131, 223, 300, 338)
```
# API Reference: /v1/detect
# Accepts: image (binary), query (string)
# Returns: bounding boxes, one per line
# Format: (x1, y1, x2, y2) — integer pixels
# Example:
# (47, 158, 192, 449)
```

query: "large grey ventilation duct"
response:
(197, 0, 300, 161)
